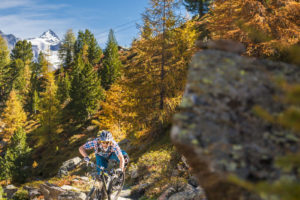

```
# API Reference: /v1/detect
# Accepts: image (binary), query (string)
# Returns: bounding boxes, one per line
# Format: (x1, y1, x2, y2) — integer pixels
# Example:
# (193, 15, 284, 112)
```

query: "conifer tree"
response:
(59, 29, 76, 68)
(38, 71, 61, 137)
(13, 60, 31, 100)
(28, 52, 46, 114)
(74, 29, 102, 66)
(0, 35, 10, 106)
(69, 57, 103, 121)
(9, 40, 33, 106)
(32, 90, 39, 115)
(0, 128, 31, 183)
(123, 0, 196, 137)
(93, 83, 136, 141)
(57, 66, 71, 103)
(101, 29, 122, 90)
(206, 0, 300, 60)
(1, 90, 27, 141)
(11, 40, 33, 64)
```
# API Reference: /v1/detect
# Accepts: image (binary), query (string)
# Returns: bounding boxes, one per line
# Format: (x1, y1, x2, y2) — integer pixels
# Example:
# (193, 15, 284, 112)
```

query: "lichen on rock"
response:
(171, 50, 299, 200)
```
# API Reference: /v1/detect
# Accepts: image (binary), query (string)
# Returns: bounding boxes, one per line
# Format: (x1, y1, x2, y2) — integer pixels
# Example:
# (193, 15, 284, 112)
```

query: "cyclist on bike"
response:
(79, 130, 128, 174)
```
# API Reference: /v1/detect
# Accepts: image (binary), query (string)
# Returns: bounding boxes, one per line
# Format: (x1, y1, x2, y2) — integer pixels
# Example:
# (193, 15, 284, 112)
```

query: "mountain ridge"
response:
(0, 29, 61, 70)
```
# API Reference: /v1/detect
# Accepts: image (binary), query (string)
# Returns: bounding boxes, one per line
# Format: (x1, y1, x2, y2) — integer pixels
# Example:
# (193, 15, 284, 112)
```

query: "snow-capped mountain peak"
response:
(28, 30, 62, 70)
(0, 29, 61, 70)
(39, 29, 60, 44)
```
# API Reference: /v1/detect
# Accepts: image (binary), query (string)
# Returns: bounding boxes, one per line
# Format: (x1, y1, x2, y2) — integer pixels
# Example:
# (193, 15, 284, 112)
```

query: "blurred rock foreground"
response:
(171, 49, 299, 200)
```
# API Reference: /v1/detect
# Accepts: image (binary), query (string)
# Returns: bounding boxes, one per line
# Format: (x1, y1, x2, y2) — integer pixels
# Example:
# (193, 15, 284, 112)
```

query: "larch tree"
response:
(59, 29, 76, 68)
(0, 35, 10, 107)
(38, 71, 61, 138)
(123, 0, 196, 137)
(1, 90, 27, 141)
(32, 90, 39, 115)
(100, 29, 122, 90)
(93, 83, 136, 141)
(206, 0, 300, 61)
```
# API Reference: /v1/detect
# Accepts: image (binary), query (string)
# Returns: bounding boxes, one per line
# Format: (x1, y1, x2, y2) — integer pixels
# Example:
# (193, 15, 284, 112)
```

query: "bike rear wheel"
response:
(107, 172, 125, 200)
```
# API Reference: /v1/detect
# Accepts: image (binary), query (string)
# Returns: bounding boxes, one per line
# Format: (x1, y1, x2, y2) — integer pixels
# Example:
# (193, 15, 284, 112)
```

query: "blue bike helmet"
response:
(98, 130, 113, 141)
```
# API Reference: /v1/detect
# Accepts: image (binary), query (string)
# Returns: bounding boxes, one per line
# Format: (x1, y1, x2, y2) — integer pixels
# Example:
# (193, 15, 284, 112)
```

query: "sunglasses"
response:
(100, 141, 111, 145)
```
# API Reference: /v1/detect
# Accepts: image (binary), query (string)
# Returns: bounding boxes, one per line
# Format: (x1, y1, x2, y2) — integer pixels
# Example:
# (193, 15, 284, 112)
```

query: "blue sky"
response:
(0, 0, 154, 47)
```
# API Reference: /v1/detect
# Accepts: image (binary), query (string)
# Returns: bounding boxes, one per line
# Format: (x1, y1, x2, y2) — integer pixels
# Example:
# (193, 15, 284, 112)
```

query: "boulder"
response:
(168, 184, 206, 200)
(23, 186, 42, 200)
(61, 185, 80, 192)
(57, 157, 82, 177)
(130, 168, 139, 179)
(3, 185, 18, 199)
(58, 191, 86, 200)
(158, 187, 176, 200)
(171, 50, 299, 200)
(118, 138, 132, 152)
(39, 182, 66, 200)
(187, 175, 199, 187)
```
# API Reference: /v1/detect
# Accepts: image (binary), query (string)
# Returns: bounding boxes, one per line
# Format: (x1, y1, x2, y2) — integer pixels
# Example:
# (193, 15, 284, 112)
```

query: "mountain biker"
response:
(79, 130, 128, 174)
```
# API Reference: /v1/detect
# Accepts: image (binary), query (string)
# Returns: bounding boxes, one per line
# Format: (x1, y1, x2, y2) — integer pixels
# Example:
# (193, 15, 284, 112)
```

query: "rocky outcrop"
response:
(57, 157, 82, 177)
(171, 50, 299, 200)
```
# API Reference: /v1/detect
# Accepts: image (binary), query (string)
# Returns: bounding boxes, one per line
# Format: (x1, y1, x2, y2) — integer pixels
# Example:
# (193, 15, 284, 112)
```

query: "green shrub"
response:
(0, 186, 7, 200)
(12, 189, 29, 200)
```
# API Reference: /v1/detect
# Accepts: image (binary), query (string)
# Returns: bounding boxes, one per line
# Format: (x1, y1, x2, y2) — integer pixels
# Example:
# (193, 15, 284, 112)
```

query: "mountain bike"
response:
(85, 161, 125, 200)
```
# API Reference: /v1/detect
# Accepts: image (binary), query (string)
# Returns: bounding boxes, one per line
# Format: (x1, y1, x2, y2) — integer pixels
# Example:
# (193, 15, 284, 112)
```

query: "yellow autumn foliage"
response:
(205, 0, 300, 60)
(1, 90, 27, 141)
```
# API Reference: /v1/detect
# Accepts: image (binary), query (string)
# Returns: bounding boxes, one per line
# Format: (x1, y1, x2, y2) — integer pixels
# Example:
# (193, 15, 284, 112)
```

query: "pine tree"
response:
(74, 29, 102, 66)
(0, 35, 10, 107)
(183, 0, 212, 17)
(100, 29, 122, 90)
(0, 128, 31, 183)
(69, 57, 103, 121)
(28, 52, 46, 114)
(1, 90, 27, 141)
(11, 40, 33, 64)
(38, 72, 61, 138)
(57, 66, 71, 103)
(9, 40, 33, 106)
(59, 29, 76, 68)
(13, 61, 31, 101)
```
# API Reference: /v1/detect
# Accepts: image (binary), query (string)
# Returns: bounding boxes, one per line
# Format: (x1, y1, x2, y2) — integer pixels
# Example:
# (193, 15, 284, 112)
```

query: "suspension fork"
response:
(101, 173, 111, 200)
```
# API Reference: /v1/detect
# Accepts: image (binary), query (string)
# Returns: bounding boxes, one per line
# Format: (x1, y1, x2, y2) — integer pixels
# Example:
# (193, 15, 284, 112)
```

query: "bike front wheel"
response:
(107, 172, 125, 200)
(86, 182, 105, 200)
